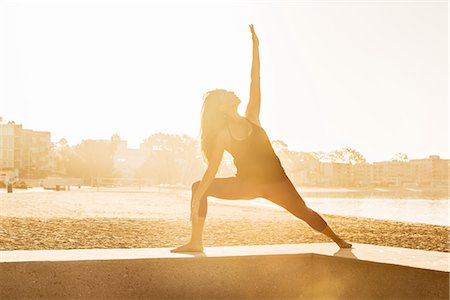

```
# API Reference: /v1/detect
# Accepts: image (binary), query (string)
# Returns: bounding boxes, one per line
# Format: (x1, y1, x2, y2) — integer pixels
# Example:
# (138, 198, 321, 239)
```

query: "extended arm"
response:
(245, 24, 261, 125)
(190, 131, 226, 222)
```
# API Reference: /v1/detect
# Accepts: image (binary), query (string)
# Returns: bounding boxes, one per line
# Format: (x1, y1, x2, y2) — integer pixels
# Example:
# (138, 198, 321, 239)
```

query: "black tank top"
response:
(226, 117, 289, 183)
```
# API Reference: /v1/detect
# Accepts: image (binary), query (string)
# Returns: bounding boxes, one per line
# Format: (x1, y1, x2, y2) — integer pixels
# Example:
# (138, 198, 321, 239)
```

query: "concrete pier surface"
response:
(1, 243, 448, 299)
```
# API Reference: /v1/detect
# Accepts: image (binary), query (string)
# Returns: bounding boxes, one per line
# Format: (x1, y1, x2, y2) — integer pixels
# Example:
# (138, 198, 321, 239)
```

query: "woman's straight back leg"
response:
(261, 178, 328, 232)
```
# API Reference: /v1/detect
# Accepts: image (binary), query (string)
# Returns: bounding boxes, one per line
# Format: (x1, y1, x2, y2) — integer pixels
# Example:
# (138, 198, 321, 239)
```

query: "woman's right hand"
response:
(249, 24, 259, 47)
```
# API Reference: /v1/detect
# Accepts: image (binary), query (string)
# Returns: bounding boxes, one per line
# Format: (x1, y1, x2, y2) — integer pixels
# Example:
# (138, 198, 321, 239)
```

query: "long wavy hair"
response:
(200, 89, 229, 165)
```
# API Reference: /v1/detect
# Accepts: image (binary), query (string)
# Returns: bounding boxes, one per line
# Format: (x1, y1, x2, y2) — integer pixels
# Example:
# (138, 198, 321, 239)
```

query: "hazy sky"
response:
(1, 0, 448, 163)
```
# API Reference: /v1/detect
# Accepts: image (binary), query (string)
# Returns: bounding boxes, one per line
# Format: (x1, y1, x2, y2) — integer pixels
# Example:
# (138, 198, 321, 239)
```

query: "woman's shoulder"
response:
(245, 115, 263, 129)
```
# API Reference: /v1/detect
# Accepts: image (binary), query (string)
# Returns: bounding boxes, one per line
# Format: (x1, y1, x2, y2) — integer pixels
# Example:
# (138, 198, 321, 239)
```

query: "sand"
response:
(0, 188, 448, 252)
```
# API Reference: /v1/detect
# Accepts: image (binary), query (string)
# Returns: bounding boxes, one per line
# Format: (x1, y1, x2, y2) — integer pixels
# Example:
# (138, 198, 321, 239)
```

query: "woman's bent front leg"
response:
(194, 176, 264, 218)
(171, 177, 263, 253)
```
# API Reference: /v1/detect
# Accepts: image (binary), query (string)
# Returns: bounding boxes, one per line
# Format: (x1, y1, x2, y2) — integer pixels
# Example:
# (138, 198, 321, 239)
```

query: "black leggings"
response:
(191, 176, 328, 232)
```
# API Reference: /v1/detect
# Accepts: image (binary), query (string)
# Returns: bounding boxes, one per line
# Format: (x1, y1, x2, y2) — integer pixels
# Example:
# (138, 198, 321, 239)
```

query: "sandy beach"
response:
(0, 188, 448, 252)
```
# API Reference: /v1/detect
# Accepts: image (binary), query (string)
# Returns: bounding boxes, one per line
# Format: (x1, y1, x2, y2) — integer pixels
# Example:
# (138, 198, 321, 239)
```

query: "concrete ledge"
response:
(1, 243, 448, 299)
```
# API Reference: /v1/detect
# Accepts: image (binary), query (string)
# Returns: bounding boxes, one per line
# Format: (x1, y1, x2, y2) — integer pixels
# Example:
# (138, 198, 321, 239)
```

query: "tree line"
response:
(52, 133, 388, 186)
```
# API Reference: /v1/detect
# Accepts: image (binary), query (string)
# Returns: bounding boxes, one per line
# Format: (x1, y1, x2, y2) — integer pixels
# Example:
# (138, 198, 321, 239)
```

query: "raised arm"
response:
(245, 24, 261, 126)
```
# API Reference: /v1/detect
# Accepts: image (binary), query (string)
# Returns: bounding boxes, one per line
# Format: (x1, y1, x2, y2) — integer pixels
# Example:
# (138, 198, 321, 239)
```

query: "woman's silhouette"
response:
(171, 25, 352, 252)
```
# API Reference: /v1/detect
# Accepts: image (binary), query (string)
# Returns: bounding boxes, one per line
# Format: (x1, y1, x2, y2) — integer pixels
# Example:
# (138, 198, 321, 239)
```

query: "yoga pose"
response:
(171, 25, 352, 252)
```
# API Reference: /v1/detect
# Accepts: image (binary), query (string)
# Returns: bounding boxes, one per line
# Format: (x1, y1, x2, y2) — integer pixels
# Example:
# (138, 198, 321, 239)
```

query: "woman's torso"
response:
(224, 117, 289, 183)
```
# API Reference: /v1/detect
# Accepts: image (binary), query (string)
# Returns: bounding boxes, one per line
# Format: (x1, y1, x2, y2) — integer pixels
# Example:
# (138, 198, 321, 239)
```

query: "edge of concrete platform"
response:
(1, 242, 448, 272)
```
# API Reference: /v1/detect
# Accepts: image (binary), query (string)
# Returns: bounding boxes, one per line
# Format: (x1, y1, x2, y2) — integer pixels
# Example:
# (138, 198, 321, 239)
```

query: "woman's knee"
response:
(191, 180, 200, 192)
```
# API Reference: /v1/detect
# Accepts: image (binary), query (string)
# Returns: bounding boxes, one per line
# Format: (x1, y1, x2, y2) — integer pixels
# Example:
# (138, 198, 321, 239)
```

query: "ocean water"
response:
(2, 187, 448, 226)
(239, 197, 449, 226)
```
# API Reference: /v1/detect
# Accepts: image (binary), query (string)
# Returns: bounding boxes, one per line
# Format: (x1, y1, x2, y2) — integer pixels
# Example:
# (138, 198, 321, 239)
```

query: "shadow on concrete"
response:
(171, 251, 208, 257)
(333, 248, 359, 260)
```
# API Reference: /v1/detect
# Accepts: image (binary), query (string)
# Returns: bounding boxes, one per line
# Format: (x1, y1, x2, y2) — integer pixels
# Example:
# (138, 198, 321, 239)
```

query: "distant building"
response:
(409, 155, 449, 188)
(0, 122, 20, 172)
(287, 154, 449, 188)
(0, 121, 51, 178)
(372, 160, 409, 187)
(20, 129, 52, 178)
(296, 159, 321, 186)
(352, 162, 373, 187)
(370, 155, 448, 188)
(319, 162, 352, 187)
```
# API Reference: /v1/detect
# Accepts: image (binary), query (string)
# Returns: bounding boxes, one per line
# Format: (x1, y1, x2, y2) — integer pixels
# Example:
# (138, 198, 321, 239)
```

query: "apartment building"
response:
(409, 155, 449, 187)
(0, 121, 52, 178)
(319, 162, 352, 187)
(317, 155, 448, 188)
(0, 122, 22, 177)
(20, 129, 52, 178)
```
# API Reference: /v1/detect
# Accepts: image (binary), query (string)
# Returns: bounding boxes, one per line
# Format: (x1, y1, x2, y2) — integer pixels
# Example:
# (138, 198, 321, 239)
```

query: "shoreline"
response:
(298, 186, 449, 200)
(1, 185, 448, 199)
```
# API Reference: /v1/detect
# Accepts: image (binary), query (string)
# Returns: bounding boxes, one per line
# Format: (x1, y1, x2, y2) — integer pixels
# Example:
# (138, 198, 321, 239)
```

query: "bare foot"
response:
(170, 241, 204, 253)
(336, 239, 352, 249)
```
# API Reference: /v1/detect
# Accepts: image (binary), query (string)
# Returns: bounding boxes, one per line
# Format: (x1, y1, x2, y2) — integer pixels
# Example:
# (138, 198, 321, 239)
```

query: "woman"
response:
(171, 25, 352, 253)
